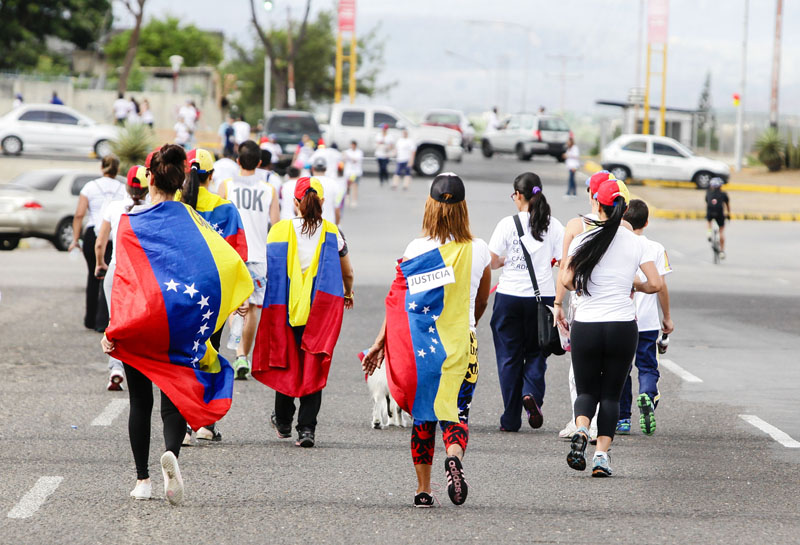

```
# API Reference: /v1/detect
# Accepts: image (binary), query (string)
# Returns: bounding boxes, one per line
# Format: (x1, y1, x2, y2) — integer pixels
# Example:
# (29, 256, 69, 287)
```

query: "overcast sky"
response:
(115, 0, 799, 117)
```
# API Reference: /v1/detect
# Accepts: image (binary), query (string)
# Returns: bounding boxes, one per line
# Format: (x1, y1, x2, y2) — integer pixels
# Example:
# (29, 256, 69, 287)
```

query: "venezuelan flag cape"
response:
(252, 219, 344, 397)
(194, 187, 248, 261)
(106, 201, 253, 429)
(384, 242, 472, 423)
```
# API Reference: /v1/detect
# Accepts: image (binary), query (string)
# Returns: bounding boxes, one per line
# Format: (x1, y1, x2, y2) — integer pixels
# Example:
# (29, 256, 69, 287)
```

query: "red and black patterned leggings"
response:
(411, 421, 468, 465)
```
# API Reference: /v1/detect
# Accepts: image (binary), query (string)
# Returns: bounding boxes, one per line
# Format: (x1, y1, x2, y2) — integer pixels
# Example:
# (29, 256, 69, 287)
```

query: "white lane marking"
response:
(668, 248, 685, 259)
(659, 358, 703, 383)
(91, 399, 129, 426)
(739, 415, 800, 448)
(7, 477, 63, 519)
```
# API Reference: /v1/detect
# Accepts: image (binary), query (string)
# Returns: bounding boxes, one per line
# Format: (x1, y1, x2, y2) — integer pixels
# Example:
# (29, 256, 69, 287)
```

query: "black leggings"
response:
(124, 363, 186, 480)
(570, 320, 638, 438)
(80, 228, 112, 330)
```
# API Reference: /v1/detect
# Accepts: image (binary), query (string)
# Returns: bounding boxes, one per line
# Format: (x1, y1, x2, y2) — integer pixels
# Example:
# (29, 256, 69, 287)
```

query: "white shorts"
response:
(246, 261, 267, 306)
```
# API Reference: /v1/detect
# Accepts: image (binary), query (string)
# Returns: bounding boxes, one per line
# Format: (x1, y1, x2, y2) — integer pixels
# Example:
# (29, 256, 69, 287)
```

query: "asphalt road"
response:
(1, 152, 799, 544)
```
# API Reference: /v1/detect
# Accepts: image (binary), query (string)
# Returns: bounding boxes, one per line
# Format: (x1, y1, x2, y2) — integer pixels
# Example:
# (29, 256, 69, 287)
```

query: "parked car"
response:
(263, 110, 322, 166)
(0, 104, 117, 158)
(422, 109, 476, 152)
(0, 169, 116, 251)
(325, 104, 462, 176)
(481, 114, 571, 161)
(601, 134, 730, 188)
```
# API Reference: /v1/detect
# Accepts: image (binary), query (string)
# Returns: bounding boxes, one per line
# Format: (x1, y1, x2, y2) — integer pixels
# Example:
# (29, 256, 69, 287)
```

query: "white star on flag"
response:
(422, 306, 430, 314)
(198, 323, 209, 335)
(192, 340, 200, 352)
(428, 326, 435, 333)
(202, 309, 213, 321)
(417, 349, 426, 358)
(164, 279, 179, 292)
(191, 357, 199, 364)
(184, 283, 198, 298)
(408, 301, 417, 311)
(431, 338, 439, 345)
(429, 345, 436, 353)
(197, 295, 209, 309)
(212, 223, 219, 230)
(432, 314, 439, 321)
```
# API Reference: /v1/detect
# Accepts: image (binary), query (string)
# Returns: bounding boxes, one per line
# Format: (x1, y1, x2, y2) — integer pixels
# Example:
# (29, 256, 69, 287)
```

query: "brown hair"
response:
(101, 154, 120, 177)
(149, 144, 186, 195)
(297, 191, 323, 236)
(421, 196, 472, 244)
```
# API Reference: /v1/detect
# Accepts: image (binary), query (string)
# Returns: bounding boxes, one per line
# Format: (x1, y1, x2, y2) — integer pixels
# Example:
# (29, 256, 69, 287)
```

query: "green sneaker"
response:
(234, 356, 250, 380)
(637, 394, 656, 436)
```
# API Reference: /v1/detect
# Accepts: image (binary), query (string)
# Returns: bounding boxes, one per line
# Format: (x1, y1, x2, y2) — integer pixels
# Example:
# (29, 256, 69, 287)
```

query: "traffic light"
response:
(732, 93, 741, 107)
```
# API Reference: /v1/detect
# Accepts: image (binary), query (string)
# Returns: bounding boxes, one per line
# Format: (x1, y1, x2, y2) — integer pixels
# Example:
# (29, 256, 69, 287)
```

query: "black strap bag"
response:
(513, 215, 566, 357)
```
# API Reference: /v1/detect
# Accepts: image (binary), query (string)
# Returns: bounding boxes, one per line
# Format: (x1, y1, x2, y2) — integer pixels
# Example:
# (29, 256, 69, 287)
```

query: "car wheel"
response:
(516, 144, 531, 161)
(0, 235, 21, 251)
(1, 135, 23, 156)
(94, 139, 112, 159)
(53, 218, 74, 252)
(481, 139, 494, 158)
(415, 148, 445, 176)
(609, 165, 631, 182)
(692, 171, 713, 189)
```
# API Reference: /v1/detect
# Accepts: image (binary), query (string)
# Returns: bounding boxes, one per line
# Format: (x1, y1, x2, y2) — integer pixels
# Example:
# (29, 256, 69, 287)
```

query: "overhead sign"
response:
(338, 0, 356, 32)
(648, 0, 669, 44)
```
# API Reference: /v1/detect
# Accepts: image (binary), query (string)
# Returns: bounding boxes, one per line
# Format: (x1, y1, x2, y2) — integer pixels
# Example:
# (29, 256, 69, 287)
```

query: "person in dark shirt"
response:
(706, 177, 730, 258)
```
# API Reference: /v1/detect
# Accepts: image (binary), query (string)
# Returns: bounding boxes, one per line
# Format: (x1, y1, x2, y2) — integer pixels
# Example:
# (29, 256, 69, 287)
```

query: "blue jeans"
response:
(618, 330, 660, 420)
(377, 158, 389, 184)
(567, 169, 577, 195)
(490, 292, 553, 431)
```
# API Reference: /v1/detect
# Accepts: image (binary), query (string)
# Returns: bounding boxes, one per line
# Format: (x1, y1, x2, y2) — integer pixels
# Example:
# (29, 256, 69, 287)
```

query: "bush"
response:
(110, 123, 155, 174)
(755, 129, 785, 172)
(785, 138, 800, 170)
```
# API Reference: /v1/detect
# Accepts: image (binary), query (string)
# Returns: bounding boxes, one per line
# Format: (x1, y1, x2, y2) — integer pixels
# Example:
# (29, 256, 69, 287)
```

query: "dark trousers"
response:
(567, 169, 577, 195)
(274, 391, 322, 433)
(80, 228, 112, 331)
(490, 292, 553, 431)
(377, 158, 389, 184)
(124, 363, 186, 480)
(619, 330, 661, 420)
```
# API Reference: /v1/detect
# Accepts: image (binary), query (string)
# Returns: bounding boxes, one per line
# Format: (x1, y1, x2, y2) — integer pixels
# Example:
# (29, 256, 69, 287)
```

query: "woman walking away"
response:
(102, 144, 253, 504)
(488, 172, 564, 432)
(363, 173, 491, 508)
(375, 123, 392, 186)
(252, 177, 354, 448)
(563, 137, 580, 197)
(557, 178, 662, 477)
(69, 155, 125, 332)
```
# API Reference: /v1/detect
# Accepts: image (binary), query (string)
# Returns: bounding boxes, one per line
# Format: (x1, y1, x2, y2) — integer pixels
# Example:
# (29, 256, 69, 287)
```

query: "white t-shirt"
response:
(113, 98, 132, 120)
(260, 141, 282, 163)
(310, 147, 342, 179)
(223, 174, 276, 263)
(256, 169, 282, 197)
(395, 137, 416, 163)
(403, 237, 491, 331)
(80, 177, 126, 233)
(568, 226, 652, 322)
(233, 121, 251, 144)
(290, 219, 345, 273)
(102, 198, 150, 262)
(280, 178, 299, 221)
(211, 158, 238, 194)
(174, 122, 190, 145)
(489, 212, 565, 298)
(634, 235, 672, 331)
(343, 148, 364, 178)
(565, 144, 580, 170)
(179, 105, 198, 131)
(375, 132, 392, 159)
(312, 174, 342, 224)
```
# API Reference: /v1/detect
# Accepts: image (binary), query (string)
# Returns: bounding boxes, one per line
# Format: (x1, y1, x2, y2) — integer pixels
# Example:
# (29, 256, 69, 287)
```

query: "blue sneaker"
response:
(591, 453, 613, 477)
(616, 419, 631, 435)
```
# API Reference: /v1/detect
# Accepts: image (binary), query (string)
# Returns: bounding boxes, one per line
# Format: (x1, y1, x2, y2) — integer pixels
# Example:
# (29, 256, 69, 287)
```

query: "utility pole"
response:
(734, 0, 748, 172)
(263, 56, 271, 120)
(769, 0, 783, 129)
(633, 0, 645, 131)
(545, 54, 582, 113)
(286, 6, 296, 107)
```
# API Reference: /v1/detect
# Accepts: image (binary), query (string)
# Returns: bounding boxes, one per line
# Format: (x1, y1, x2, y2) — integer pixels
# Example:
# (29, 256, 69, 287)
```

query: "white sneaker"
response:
(130, 480, 151, 500)
(590, 426, 598, 441)
(196, 426, 221, 442)
(160, 451, 184, 505)
(559, 420, 578, 439)
(182, 425, 193, 447)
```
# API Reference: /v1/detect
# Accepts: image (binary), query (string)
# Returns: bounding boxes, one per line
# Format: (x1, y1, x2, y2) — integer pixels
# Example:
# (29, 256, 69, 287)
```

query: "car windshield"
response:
(8, 171, 62, 191)
(426, 113, 460, 124)
(539, 118, 569, 131)
(267, 116, 319, 134)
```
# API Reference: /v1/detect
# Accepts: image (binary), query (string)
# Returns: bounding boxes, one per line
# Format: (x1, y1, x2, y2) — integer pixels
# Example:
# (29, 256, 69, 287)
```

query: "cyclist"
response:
(706, 177, 730, 259)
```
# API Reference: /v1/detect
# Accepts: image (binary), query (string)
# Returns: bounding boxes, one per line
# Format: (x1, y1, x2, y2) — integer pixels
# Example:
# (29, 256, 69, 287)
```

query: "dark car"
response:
(263, 111, 322, 172)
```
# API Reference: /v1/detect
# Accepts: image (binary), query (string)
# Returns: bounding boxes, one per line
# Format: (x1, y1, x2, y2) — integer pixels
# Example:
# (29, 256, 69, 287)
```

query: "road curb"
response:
(642, 178, 800, 194)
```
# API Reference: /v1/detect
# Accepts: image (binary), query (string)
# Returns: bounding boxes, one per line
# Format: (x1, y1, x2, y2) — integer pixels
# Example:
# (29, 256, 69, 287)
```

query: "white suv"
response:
(601, 134, 730, 188)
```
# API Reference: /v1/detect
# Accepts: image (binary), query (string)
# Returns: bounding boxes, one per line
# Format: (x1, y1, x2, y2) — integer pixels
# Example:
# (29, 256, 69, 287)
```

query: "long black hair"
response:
(513, 172, 550, 241)
(568, 196, 627, 296)
(181, 167, 204, 210)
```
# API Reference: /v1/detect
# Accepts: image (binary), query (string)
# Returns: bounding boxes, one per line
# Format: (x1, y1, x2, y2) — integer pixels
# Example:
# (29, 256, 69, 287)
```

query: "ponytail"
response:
(181, 168, 201, 209)
(513, 172, 551, 241)
(568, 197, 627, 296)
(298, 191, 323, 236)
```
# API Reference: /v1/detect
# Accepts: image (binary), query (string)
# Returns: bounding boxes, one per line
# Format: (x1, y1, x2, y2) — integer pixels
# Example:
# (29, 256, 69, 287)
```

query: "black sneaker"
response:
(270, 413, 291, 439)
(444, 455, 468, 505)
(567, 428, 589, 471)
(414, 492, 435, 508)
(296, 429, 315, 448)
(522, 395, 543, 429)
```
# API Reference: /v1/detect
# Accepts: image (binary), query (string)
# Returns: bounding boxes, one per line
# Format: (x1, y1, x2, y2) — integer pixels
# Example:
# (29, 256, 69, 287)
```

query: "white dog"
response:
(367, 364, 413, 429)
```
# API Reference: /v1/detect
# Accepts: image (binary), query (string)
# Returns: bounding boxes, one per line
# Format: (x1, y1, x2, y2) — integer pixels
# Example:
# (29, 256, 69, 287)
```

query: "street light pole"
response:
(734, 0, 748, 172)
(263, 56, 271, 121)
(768, 0, 783, 129)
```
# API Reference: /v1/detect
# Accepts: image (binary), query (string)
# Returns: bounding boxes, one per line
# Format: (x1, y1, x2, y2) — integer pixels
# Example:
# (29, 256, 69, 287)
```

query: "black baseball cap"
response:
(430, 172, 465, 203)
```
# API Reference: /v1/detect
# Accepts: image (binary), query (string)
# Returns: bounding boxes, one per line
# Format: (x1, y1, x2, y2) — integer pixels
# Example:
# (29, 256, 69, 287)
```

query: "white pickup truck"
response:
(325, 104, 463, 176)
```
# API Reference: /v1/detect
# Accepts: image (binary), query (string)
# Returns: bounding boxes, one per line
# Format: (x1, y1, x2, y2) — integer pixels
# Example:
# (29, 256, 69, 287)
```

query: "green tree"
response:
(106, 17, 224, 69)
(0, 0, 111, 71)
(697, 71, 716, 152)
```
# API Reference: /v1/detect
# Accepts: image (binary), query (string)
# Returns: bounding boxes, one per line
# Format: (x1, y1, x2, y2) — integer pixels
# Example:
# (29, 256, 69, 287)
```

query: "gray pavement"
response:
(1, 152, 799, 544)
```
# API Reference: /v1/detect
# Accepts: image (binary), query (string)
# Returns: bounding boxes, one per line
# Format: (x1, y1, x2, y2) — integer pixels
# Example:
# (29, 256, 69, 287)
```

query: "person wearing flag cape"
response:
(251, 177, 355, 448)
(362, 173, 491, 508)
(102, 144, 253, 505)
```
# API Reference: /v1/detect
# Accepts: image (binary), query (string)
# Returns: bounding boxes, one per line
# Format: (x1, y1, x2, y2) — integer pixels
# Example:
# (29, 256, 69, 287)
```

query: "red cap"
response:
(294, 176, 325, 201)
(259, 136, 269, 145)
(317, 138, 325, 147)
(596, 179, 630, 207)
(586, 170, 615, 198)
(145, 147, 161, 169)
(126, 165, 148, 189)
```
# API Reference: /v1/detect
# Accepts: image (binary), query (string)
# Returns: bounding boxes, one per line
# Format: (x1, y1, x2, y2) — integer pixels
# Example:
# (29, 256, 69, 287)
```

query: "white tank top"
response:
(224, 174, 274, 263)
